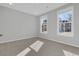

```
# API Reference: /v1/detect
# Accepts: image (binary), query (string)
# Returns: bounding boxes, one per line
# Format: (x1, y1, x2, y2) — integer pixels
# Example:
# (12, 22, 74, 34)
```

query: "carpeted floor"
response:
(0, 37, 79, 56)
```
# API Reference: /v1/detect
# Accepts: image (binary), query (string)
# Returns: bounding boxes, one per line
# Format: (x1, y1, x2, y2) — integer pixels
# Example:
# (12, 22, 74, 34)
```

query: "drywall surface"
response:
(38, 3, 79, 48)
(0, 6, 37, 43)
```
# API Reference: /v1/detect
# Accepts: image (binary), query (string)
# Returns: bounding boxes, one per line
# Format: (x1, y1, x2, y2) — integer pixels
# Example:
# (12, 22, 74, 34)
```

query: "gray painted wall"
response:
(38, 3, 79, 47)
(0, 6, 37, 43)
(0, 3, 79, 48)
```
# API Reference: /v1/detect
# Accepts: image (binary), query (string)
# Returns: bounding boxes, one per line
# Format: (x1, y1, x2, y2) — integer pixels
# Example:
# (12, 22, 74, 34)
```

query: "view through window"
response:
(40, 15, 48, 34)
(57, 7, 73, 37)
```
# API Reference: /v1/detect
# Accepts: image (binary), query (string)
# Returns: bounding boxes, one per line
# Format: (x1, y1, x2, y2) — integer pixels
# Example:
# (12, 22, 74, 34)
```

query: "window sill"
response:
(58, 32, 73, 37)
(40, 31, 48, 34)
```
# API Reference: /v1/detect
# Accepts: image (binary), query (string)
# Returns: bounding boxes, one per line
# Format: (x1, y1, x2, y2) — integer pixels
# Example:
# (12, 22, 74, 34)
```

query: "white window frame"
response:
(57, 6, 74, 37)
(40, 15, 48, 34)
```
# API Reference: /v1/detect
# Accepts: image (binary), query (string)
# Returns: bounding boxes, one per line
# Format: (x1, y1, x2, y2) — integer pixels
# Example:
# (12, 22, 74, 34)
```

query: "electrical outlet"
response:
(0, 34, 3, 37)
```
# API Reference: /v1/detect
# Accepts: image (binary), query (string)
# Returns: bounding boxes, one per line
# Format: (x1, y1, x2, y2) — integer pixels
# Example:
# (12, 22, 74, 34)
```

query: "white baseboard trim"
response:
(0, 36, 79, 49)
(0, 36, 37, 44)
(40, 37, 79, 48)
(52, 39, 79, 48)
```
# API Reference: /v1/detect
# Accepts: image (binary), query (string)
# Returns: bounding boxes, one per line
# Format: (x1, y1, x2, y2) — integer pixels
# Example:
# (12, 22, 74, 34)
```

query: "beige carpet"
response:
(0, 37, 79, 56)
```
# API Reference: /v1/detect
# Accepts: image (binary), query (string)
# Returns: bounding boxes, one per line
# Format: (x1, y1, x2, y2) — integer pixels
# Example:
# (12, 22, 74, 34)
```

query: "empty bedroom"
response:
(0, 3, 79, 56)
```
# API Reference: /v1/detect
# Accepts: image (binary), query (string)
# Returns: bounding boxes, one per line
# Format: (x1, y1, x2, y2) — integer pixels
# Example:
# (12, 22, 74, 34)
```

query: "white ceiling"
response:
(0, 3, 67, 16)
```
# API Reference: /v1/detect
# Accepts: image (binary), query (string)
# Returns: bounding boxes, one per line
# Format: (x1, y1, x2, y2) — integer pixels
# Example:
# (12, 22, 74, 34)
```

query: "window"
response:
(40, 15, 48, 34)
(57, 6, 74, 37)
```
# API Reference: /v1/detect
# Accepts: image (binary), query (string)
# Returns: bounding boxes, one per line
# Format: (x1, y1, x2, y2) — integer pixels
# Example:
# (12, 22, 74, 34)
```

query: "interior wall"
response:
(38, 3, 79, 48)
(0, 3, 79, 48)
(0, 6, 37, 43)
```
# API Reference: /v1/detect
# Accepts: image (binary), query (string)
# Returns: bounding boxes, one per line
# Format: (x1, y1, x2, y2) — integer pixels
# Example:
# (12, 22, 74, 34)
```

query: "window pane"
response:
(58, 9, 72, 33)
